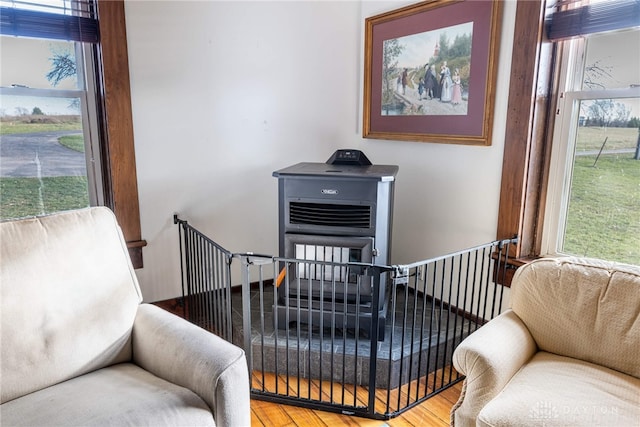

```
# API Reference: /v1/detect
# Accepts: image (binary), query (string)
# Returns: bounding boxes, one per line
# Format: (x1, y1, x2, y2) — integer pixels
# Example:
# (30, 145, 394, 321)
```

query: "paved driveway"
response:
(0, 131, 86, 178)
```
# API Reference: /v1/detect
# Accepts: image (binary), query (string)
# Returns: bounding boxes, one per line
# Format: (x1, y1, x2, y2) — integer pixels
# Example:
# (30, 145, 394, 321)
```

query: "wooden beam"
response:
(497, 0, 553, 259)
(96, 0, 146, 268)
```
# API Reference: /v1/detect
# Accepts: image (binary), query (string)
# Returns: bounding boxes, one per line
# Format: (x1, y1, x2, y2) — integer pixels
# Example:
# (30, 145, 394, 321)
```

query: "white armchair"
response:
(1, 207, 251, 426)
(451, 257, 640, 426)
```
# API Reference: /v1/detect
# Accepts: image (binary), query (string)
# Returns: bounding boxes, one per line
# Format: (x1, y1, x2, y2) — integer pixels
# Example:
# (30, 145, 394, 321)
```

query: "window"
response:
(0, 35, 103, 219)
(1, 0, 146, 267)
(497, 0, 640, 273)
(1, 0, 101, 219)
(543, 29, 640, 264)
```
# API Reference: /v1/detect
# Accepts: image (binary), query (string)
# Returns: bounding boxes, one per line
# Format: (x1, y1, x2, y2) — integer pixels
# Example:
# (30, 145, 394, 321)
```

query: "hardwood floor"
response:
(251, 381, 460, 426)
(154, 299, 460, 426)
(250, 371, 460, 427)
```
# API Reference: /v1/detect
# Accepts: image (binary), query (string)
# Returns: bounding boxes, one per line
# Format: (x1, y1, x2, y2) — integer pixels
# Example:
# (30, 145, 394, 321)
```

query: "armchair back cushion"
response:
(1, 208, 143, 403)
(510, 257, 640, 378)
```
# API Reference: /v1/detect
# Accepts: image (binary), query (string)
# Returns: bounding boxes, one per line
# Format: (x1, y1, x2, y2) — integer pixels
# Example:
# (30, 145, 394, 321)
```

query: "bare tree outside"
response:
(46, 50, 76, 87)
(46, 45, 80, 110)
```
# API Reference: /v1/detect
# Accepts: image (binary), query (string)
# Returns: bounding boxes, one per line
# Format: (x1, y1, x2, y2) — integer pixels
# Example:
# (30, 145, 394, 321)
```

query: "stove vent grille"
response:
(289, 202, 371, 229)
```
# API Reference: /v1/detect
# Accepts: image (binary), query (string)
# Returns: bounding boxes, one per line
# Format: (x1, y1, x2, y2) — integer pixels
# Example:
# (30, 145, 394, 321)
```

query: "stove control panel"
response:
(326, 149, 372, 166)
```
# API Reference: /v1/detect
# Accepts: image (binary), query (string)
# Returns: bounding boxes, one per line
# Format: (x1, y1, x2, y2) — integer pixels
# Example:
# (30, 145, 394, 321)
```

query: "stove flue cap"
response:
(326, 149, 372, 166)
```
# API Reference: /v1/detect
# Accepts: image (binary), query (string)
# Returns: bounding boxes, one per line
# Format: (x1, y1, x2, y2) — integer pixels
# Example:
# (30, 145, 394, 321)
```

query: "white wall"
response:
(125, 0, 516, 302)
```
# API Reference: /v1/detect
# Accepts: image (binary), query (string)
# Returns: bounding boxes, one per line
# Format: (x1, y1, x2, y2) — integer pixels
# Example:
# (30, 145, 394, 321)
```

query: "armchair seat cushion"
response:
(0, 363, 215, 427)
(478, 352, 640, 427)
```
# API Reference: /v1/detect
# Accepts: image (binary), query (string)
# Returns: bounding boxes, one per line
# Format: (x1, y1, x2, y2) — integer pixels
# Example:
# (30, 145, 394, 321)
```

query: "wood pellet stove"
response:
(272, 150, 398, 339)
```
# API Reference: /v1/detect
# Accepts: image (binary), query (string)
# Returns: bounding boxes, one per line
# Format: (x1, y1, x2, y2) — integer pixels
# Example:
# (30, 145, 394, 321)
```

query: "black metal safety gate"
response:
(174, 215, 517, 420)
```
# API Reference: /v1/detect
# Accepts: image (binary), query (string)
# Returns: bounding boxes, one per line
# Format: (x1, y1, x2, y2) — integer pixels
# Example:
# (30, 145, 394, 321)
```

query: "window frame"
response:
(541, 34, 640, 258)
(95, 0, 146, 268)
(0, 78, 104, 205)
(0, 0, 146, 268)
(497, 0, 640, 281)
(496, 0, 556, 268)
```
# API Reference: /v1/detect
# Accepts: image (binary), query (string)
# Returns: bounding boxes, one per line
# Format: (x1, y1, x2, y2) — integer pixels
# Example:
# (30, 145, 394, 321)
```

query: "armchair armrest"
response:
(132, 304, 250, 427)
(451, 309, 537, 427)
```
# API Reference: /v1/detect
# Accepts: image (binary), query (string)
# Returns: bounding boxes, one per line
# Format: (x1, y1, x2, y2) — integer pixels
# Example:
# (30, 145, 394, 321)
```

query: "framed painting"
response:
(363, 0, 503, 145)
